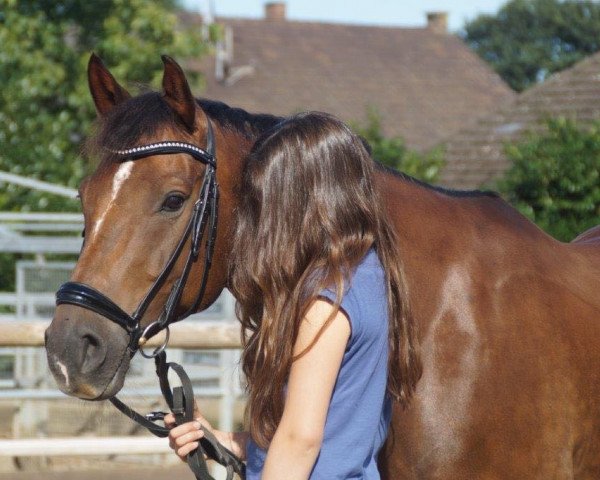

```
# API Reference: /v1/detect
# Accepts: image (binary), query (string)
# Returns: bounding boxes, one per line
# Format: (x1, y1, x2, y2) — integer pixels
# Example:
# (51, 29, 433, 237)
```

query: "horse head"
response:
(45, 54, 253, 400)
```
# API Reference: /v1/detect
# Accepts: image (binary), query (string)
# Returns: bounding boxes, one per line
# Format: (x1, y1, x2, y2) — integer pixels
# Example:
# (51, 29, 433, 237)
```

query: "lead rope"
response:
(110, 351, 245, 480)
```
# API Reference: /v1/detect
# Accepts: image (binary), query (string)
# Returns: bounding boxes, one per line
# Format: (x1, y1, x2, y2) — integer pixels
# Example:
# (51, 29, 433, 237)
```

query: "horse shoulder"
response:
(376, 171, 600, 477)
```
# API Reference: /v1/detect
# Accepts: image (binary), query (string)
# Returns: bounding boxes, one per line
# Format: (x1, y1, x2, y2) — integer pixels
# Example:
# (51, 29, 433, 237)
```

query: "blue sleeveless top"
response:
(246, 248, 392, 479)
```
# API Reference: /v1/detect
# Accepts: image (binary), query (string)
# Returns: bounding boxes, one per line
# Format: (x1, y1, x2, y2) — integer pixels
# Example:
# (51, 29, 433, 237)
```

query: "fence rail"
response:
(0, 320, 242, 349)
(0, 323, 243, 472)
(0, 436, 171, 456)
(0, 171, 78, 199)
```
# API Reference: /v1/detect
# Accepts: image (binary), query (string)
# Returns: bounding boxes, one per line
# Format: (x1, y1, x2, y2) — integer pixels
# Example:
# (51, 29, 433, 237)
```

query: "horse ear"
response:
(87, 53, 131, 116)
(161, 55, 197, 132)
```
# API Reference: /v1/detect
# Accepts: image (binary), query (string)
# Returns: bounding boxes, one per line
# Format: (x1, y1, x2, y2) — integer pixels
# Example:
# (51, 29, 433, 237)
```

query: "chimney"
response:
(426, 12, 448, 34)
(265, 2, 286, 21)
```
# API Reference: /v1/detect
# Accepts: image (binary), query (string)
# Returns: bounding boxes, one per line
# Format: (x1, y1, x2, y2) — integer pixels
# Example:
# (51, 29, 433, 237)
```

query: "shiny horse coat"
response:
(377, 175, 600, 478)
(45, 55, 600, 478)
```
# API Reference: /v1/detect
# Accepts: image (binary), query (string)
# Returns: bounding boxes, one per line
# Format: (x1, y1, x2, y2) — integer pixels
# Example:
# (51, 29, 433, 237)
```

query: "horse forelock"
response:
(84, 92, 283, 167)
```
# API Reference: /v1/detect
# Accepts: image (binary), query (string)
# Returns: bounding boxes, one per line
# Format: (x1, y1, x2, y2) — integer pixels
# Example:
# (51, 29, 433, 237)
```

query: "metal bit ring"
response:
(139, 322, 170, 359)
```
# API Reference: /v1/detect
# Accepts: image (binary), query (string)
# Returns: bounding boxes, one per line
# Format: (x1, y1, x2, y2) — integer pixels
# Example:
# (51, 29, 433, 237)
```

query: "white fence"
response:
(0, 317, 244, 480)
(0, 269, 243, 466)
(0, 172, 244, 477)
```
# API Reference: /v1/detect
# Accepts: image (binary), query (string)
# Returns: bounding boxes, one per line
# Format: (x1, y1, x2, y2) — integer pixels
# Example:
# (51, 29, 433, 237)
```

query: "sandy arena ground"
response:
(0, 397, 246, 480)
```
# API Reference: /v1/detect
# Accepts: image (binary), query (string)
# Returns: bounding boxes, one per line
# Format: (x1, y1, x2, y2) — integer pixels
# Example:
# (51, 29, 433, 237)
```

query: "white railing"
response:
(0, 320, 242, 349)
(0, 322, 244, 480)
(0, 171, 78, 199)
(0, 211, 83, 254)
(0, 213, 82, 222)
(0, 437, 171, 456)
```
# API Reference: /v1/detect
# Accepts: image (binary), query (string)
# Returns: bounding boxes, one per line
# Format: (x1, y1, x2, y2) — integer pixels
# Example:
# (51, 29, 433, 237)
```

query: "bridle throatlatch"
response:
(55, 119, 246, 480)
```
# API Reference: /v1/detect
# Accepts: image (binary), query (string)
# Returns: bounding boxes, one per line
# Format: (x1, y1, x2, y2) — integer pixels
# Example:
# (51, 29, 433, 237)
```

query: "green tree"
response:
(353, 109, 444, 184)
(463, 0, 600, 92)
(498, 118, 600, 241)
(0, 0, 208, 291)
(0, 0, 207, 213)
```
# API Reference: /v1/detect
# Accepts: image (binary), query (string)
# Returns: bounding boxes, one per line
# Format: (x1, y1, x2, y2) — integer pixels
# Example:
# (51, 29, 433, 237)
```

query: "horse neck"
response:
(218, 128, 255, 181)
(374, 167, 544, 251)
(375, 169, 466, 248)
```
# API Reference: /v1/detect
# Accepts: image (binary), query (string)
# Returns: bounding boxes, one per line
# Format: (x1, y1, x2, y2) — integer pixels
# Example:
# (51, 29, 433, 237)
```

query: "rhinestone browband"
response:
(112, 141, 215, 167)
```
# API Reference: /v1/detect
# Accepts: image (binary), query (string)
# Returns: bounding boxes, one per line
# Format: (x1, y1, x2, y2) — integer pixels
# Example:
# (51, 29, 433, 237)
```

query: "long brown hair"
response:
(230, 112, 421, 448)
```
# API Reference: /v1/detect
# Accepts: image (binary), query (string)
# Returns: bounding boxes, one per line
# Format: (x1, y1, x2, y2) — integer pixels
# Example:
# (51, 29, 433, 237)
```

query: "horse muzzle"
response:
(45, 303, 131, 400)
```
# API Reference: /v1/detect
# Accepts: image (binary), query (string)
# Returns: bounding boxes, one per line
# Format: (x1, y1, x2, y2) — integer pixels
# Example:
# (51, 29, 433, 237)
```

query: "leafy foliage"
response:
(498, 118, 600, 241)
(463, 0, 600, 92)
(0, 0, 208, 291)
(0, 0, 207, 213)
(353, 109, 444, 184)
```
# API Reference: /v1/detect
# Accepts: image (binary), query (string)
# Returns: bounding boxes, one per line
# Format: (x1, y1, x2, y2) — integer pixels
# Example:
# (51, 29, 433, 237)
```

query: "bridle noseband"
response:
(56, 119, 218, 355)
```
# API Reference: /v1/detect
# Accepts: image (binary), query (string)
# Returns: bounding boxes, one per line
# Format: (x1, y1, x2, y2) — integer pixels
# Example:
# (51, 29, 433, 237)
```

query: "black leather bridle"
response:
(56, 120, 219, 354)
(54, 119, 245, 479)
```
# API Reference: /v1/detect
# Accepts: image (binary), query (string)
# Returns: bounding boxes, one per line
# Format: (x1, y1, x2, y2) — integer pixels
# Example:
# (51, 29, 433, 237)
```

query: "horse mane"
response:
(85, 91, 497, 199)
(198, 99, 283, 140)
(199, 102, 498, 199)
(375, 162, 500, 199)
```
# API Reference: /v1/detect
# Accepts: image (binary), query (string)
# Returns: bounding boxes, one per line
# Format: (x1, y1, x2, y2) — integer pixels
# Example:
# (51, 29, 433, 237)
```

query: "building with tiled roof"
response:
(441, 51, 600, 189)
(182, 3, 514, 152)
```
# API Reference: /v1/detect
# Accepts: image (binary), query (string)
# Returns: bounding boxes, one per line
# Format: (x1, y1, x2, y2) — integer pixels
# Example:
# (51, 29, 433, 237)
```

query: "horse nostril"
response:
(80, 332, 107, 375)
(85, 333, 99, 348)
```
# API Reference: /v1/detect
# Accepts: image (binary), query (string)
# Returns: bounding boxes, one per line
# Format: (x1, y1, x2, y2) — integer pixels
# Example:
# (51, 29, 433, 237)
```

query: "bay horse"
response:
(45, 55, 600, 478)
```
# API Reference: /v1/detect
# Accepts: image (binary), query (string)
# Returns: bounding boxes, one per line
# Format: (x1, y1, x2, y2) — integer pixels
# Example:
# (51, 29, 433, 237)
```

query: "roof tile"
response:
(442, 52, 600, 189)
(181, 14, 515, 151)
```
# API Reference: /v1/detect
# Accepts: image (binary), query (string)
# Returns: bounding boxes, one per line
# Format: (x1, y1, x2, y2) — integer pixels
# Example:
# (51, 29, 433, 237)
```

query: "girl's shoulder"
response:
(354, 247, 384, 279)
(319, 248, 387, 339)
(347, 248, 386, 297)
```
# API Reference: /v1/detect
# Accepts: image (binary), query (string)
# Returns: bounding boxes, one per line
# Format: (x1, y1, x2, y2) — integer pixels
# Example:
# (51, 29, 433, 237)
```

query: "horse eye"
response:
(162, 194, 186, 212)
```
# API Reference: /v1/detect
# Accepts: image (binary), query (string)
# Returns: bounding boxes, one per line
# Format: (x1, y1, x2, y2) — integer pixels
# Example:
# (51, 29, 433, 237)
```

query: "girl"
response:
(167, 112, 421, 479)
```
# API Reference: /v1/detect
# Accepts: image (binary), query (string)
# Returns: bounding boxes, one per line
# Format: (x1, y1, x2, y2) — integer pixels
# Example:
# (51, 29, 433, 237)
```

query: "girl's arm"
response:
(262, 299, 351, 480)
(166, 408, 250, 461)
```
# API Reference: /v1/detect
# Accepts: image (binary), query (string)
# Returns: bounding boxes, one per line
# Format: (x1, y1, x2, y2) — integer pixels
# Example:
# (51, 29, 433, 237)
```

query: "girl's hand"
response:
(167, 419, 205, 462)
(165, 399, 250, 462)
(165, 400, 214, 463)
